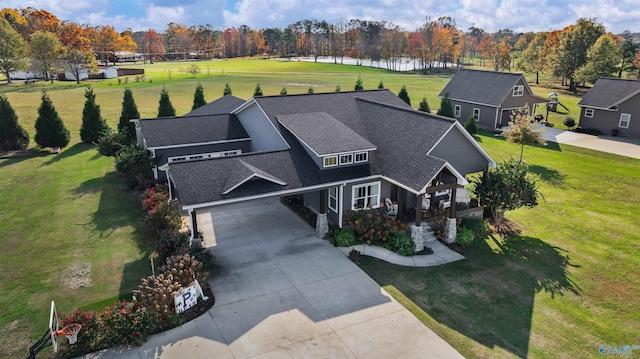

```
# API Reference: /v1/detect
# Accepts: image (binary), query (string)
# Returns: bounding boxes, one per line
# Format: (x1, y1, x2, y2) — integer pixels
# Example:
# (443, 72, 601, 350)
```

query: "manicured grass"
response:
(360, 133, 640, 358)
(0, 138, 152, 359)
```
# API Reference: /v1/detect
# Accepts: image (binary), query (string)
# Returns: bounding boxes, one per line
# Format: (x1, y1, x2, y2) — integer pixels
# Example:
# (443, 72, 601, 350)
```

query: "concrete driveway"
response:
(541, 127, 640, 159)
(86, 198, 463, 358)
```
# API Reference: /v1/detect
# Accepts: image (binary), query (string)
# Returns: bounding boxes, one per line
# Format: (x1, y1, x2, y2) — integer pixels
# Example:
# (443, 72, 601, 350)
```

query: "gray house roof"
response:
(138, 114, 249, 148)
(277, 112, 376, 156)
(167, 90, 486, 208)
(185, 94, 245, 116)
(578, 78, 640, 109)
(440, 69, 543, 106)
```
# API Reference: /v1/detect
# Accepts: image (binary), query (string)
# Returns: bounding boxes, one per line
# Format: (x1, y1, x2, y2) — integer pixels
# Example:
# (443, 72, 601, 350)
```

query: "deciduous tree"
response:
(29, 30, 61, 83)
(80, 87, 109, 144)
(501, 108, 545, 161)
(59, 48, 96, 84)
(575, 33, 619, 84)
(0, 94, 29, 151)
(472, 158, 539, 225)
(0, 17, 28, 84)
(34, 90, 70, 149)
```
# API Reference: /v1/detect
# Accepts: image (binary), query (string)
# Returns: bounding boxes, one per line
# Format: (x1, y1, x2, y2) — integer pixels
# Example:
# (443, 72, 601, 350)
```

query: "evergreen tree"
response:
(307, 87, 314, 94)
(418, 97, 430, 112)
(192, 83, 206, 110)
(378, 80, 384, 89)
(34, 91, 70, 149)
(354, 76, 364, 91)
(398, 85, 411, 105)
(335, 85, 341, 92)
(437, 93, 455, 118)
(253, 83, 263, 96)
(280, 86, 287, 95)
(464, 116, 478, 136)
(0, 94, 29, 151)
(223, 83, 232, 95)
(118, 88, 140, 140)
(80, 87, 109, 144)
(157, 87, 176, 117)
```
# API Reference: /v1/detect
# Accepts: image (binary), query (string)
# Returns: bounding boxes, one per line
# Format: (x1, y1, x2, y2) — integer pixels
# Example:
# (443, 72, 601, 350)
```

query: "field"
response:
(1, 58, 638, 359)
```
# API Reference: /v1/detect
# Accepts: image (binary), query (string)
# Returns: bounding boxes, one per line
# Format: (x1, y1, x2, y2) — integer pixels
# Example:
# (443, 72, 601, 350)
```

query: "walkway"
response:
(84, 199, 464, 358)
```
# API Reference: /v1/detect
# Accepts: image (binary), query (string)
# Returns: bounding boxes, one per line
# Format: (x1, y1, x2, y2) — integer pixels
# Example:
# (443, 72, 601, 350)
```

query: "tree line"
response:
(1, 7, 640, 88)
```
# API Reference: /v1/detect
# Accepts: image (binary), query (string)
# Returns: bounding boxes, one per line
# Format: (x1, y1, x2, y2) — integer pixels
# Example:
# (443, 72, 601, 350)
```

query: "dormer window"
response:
(513, 85, 524, 97)
(339, 154, 353, 165)
(355, 152, 368, 163)
(323, 156, 338, 167)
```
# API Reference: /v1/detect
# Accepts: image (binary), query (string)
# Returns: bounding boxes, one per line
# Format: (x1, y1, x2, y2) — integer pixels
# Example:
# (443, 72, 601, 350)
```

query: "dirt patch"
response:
(0, 320, 31, 358)
(61, 262, 92, 289)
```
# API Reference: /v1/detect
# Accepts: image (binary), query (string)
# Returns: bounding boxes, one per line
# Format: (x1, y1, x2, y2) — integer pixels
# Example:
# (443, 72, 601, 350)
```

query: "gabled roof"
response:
(138, 114, 249, 148)
(440, 69, 542, 106)
(277, 112, 376, 156)
(222, 160, 287, 195)
(185, 95, 245, 116)
(578, 78, 640, 109)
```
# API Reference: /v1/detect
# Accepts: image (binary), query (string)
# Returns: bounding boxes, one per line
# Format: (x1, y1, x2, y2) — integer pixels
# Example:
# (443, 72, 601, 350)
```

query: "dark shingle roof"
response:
(139, 114, 248, 148)
(277, 112, 376, 156)
(222, 160, 287, 194)
(356, 99, 453, 191)
(578, 78, 640, 109)
(440, 69, 525, 106)
(185, 95, 245, 116)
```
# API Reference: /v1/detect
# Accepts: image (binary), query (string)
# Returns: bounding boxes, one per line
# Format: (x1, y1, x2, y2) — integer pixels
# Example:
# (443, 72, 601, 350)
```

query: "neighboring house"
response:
(97, 66, 118, 79)
(577, 78, 640, 137)
(135, 90, 495, 244)
(439, 69, 548, 130)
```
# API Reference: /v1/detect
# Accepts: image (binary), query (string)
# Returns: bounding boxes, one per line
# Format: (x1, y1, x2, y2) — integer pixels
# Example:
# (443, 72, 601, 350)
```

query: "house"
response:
(577, 78, 640, 137)
(439, 69, 548, 130)
(134, 90, 495, 246)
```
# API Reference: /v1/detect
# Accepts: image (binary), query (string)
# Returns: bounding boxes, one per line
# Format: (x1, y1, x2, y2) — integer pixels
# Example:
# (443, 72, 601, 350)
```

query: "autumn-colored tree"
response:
(21, 7, 59, 36)
(58, 21, 90, 50)
(89, 25, 124, 64)
(0, 17, 28, 83)
(517, 32, 547, 84)
(0, 8, 28, 38)
(143, 29, 165, 62)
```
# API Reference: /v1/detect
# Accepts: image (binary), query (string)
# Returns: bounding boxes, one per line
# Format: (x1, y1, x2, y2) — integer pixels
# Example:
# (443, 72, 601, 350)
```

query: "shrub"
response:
(456, 227, 475, 246)
(460, 217, 491, 238)
(59, 310, 102, 356)
(384, 233, 415, 256)
(160, 253, 207, 286)
(141, 184, 182, 237)
(96, 129, 132, 157)
(157, 229, 189, 261)
(114, 144, 153, 181)
(343, 209, 409, 246)
(464, 115, 478, 136)
(563, 117, 576, 130)
(334, 229, 359, 247)
(100, 301, 159, 348)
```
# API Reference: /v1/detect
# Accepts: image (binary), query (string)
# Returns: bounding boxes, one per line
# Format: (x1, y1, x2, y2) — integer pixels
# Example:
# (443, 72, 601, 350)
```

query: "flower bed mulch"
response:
(174, 285, 215, 327)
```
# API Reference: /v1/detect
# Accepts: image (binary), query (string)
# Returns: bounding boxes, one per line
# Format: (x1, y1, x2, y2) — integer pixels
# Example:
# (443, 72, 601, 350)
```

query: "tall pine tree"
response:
(118, 88, 140, 140)
(223, 83, 232, 95)
(34, 91, 70, 149)
(437, 93, 455, 118)
(157, 87, 176, 117)
(0, 94, 29, 151)
(253, 83, 263, 96)
(418, 97, 430, 112)
(192, 83, 206, 110)
(80, 87, 109, 144)
(398, 85, 411, 105)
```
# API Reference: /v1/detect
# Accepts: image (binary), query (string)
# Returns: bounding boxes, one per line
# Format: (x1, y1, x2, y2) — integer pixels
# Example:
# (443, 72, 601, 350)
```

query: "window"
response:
(619, 113, 631, 128)
(454, 105, 461, 118)
(473, 108, 480, 121)
(355, 152, 368, 163)
(324, 156, 337, 167)
(513, 85, 524, 97)
(584, 108, 594, 118)
(352, 182, 380, 209)
(328, 187, 338, 212)
(339, 154, 353, 165)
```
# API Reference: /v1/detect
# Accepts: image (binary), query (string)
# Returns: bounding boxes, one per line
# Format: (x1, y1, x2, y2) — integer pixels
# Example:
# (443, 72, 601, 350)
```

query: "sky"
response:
(2, 0, 640, 34)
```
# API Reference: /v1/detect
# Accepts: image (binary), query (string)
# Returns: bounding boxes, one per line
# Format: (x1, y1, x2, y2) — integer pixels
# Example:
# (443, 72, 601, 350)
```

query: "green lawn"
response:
(1, 58, 638, 359)
(360, 133, 640, 358)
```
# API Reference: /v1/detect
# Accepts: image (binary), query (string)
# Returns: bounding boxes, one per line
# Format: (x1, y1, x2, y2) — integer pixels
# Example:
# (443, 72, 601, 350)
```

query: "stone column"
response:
(444, 218, 457, 243)
(316, 189, 329, 238)
(410, 224, 425, 252)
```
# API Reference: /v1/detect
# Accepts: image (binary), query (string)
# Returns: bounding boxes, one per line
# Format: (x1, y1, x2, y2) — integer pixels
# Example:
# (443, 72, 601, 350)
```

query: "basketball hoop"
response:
(57, 323, 82, 345)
